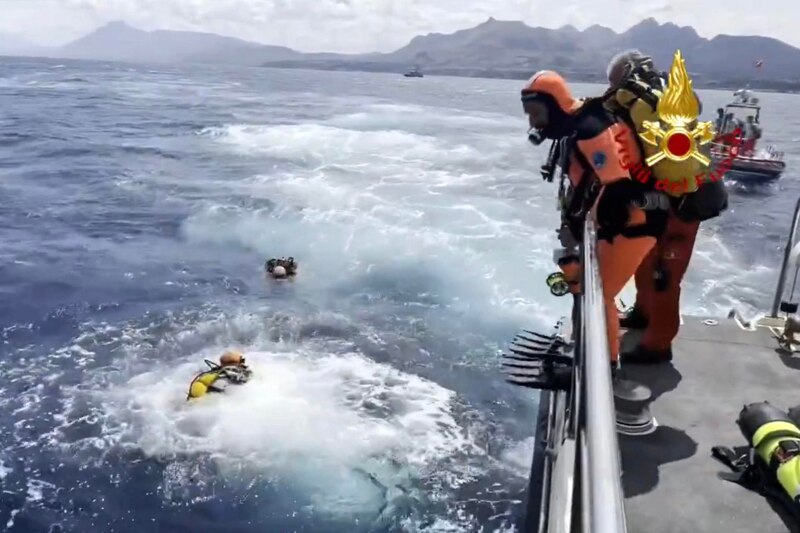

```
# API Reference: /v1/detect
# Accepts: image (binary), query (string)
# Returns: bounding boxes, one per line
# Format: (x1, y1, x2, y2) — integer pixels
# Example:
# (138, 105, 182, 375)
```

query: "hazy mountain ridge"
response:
(3, 19, 800, 90)
(53, 21, 303, 65)
(277, 17, 800, 85)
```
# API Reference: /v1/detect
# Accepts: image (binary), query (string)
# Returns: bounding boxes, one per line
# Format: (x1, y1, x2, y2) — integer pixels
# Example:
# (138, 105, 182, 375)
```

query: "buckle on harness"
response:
(776, 440, 800, 463)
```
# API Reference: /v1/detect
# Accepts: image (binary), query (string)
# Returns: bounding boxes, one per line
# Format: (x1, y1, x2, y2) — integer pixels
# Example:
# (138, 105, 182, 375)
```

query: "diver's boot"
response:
(620, 344, 673, 365)
(619, 306, 648, 330)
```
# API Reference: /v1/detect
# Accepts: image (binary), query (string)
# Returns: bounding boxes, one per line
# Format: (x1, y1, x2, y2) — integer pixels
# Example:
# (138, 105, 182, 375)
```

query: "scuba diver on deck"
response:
(521, 68, 667, 372)
(604, 50, 729, 364)
(187, 350, 252, 399)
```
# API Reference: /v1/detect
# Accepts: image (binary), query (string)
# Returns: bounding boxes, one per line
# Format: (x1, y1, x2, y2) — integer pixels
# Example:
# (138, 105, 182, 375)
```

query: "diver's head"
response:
(272, 265, 287, 278)
(606, 49, 654, 88)
(521, 70, 578, 145)
(220, 350, 245, 366)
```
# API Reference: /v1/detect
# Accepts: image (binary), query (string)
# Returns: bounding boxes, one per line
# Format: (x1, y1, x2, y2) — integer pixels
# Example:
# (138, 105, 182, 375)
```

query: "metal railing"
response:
(771, 196, 800, 317)
(578, 220, 627, 532)
(530, 195, 800, 530)
(520, 219, 628, 533)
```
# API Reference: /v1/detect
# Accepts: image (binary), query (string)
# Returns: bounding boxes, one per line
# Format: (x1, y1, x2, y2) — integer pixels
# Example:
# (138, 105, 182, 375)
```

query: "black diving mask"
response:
(522, 94, 547, 146)
(522, 91, 575, 146)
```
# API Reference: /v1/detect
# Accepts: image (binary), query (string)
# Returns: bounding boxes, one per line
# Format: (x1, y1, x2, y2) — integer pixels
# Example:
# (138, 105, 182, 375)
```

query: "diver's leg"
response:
(621, 245, 658, 329)
(598, 235, 657, 363)
(637, 216, 700, 353)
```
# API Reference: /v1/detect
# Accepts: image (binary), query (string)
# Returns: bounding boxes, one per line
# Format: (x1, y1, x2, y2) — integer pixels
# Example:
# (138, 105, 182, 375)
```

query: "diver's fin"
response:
(521, 329, 566, 342)
(514, 334, 568, 347)
(501, 326, 573, 391)
(503, 354, 559, 363)
(509, 343, 562, 357)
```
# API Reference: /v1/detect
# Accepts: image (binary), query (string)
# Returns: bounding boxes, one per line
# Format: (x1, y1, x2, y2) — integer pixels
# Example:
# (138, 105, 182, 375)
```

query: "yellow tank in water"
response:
(188, 371, 220, 399)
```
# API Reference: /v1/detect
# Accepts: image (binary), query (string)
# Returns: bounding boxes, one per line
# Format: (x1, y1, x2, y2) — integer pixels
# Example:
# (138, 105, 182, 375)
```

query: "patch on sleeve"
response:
(592, 150, 607, 169)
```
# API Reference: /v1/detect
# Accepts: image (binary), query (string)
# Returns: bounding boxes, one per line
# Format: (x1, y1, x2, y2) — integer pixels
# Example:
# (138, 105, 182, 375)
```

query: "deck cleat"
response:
(612, 375, 653, 403)
(615, 406, 658, 436)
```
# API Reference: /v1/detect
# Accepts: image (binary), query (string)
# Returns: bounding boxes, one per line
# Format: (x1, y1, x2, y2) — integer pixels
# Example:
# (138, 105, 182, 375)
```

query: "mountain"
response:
(58, 21, 303, 65)
(263, 17, 800, 87)
(14, 18, 800, 90)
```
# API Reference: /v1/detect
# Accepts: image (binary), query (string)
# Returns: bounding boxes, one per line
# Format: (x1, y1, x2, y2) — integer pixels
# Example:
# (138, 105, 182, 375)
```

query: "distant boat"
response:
(403, 66, 423, 78)
(710, 89, 785, 182)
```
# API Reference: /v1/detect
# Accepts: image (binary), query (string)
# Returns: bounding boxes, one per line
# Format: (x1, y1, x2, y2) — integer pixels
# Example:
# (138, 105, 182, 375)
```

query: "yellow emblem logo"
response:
(639, 50, 716, 167)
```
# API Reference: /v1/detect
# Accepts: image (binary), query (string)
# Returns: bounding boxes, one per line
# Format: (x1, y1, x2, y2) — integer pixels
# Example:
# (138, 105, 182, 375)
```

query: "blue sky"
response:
(0, 0, 793, 53)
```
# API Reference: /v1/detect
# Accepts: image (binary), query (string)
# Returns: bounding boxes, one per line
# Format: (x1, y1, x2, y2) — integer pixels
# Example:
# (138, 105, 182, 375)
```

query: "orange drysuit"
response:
(575, 123, 658, 363)
(629, 210, 700, 351)
(522, 71, 664, 364)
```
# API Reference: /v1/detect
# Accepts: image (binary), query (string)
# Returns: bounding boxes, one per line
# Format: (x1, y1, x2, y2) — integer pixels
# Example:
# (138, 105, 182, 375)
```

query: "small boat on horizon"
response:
(403, 66, 423, 78)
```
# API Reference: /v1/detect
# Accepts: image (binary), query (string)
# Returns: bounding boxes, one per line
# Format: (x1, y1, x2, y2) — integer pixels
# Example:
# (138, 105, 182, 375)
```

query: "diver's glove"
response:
(595, 179, 647, 236)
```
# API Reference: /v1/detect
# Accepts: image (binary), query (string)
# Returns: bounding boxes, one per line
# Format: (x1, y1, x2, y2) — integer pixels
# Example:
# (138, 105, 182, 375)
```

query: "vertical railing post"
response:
(771, 196, 800, 317)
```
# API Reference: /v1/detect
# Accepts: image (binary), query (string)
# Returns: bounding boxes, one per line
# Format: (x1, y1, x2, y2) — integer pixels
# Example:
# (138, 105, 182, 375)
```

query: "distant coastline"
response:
(5, 16, 800, 95)
(261, 61, 800, 93)
(2, 52, 794, 93)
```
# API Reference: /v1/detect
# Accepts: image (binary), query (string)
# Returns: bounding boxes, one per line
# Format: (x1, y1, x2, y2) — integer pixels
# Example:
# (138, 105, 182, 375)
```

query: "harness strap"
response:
(712, 445, 750, 473)
(541, 139, 560, 182)
(712, 445, 766, 493)
(562, 143, 601, 243)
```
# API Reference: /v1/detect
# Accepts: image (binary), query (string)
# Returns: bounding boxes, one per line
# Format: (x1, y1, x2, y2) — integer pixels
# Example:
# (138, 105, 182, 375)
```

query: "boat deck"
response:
(618, 315, 800, 533)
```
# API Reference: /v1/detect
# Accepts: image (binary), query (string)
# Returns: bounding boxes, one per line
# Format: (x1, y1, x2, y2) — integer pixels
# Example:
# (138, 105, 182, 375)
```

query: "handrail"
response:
(518, 218, 629, 532)
(581, 219, 627, 532)
(770, 196, 800, 317)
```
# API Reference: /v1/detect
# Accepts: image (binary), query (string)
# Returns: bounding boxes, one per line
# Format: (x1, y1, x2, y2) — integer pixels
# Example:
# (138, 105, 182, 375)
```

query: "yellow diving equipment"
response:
(187, 356, 253, 400)
(187, 367, 223, 399)
(604, 50, 714, 197)
(713, 402, 800, 519)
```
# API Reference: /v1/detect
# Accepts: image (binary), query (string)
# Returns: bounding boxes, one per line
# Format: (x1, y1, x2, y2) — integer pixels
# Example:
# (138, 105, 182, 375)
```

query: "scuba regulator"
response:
(547, 272, 570, 297)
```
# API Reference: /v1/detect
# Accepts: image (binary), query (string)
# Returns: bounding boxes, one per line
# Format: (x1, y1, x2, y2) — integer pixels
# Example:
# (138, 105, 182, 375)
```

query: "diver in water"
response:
(265, 257, 298, 279)
(187, 350, 252, 399)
